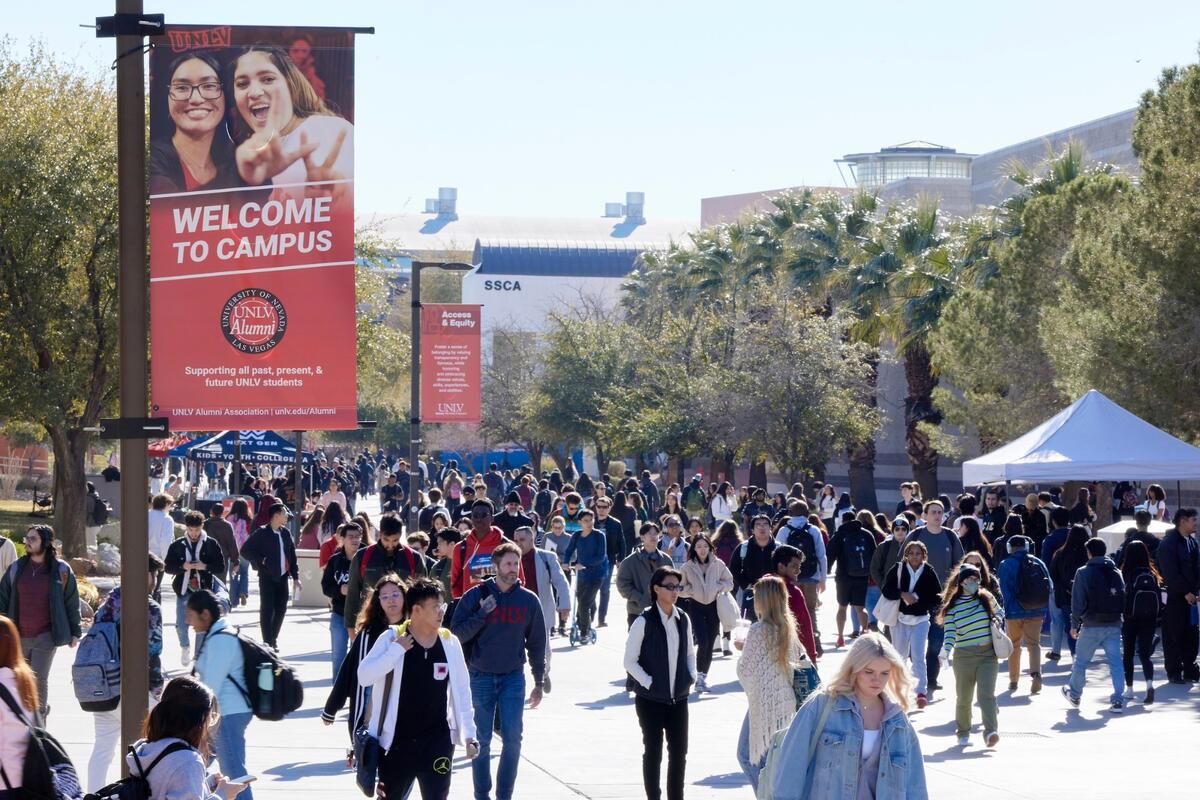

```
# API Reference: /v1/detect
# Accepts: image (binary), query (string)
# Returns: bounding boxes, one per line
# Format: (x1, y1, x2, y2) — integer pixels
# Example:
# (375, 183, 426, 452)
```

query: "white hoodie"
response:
(124, 738, 220, 800)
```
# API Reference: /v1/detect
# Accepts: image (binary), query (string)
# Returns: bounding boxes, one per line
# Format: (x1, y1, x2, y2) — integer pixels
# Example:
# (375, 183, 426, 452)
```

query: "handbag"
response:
(872, 562, 902, 628)
(353, 670, 394, 797)
(989, 614, 1014, 659)
(791, 660, 821, 707)
(716, 590, 740, 630)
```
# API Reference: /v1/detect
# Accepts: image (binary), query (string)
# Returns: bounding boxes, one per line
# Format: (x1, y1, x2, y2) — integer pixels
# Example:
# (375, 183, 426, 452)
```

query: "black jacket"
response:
(322, 622, 388, 743)
(597, 516, 627, 562)
(344, 543, 427, 629)
(495, 509, 536, 539)
(880, 561, 943, 617)
(1050, 547, 1089, 608)
(826, 521, 877, 580)
(321, 549, 354, 618)
(729, 537, 777, 591)
(1156, 529, 1200, 596)
(631, 606, 692, 704)
(1113, 529, 1161, 567)
(240, 525, 299, 583)
(164, 535, 227, 596)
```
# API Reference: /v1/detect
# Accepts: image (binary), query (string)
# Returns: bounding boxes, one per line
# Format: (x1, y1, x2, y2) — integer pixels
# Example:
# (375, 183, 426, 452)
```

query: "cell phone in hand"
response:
(230, 776, 257, 784)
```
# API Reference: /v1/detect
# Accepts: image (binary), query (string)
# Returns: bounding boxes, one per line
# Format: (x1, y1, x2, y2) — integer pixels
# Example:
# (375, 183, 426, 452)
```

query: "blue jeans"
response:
(736, 711, 762, 792)
(232, 557, 250, 600)
(925, 619, 945, 686)
(865, 585, 881, 626)
(175, 594, 190, 649)
(1052, 605, 1076, 656)
(330, 611, 350, 680)
(470, 669, 525, 800)
(1068, 625, 1124, 703)
(212, 711, 253, 800)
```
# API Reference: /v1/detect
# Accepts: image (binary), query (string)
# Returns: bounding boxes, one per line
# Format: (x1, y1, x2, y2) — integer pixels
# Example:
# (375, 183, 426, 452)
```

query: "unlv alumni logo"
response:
(220, 289, 287, 354)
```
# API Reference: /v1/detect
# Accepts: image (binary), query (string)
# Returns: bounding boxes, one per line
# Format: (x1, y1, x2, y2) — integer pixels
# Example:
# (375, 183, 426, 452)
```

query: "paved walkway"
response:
(43, 499, 1198, 798)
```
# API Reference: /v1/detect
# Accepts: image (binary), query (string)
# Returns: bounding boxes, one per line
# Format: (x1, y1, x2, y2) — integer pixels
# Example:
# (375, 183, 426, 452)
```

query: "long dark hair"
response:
(956, 516, 993, 562)
(228, 498, 252, 524)
(24, 525, 57, 560)
(227, 45, 337, 144)
(1120, 540, 1162, 586)
(322, 501, 347, 531)
(143, 676, 217, 758)
(687, 534, 714, 563)
(354, 573, 408, 635)
(712, 520, 740, 547)
(937, 558, 1000, 625)
(1054, 525, 1090, 565)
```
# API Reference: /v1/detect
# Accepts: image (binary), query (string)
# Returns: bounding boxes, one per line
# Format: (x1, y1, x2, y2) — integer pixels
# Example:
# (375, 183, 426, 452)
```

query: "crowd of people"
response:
(2, 458, 1193, 800)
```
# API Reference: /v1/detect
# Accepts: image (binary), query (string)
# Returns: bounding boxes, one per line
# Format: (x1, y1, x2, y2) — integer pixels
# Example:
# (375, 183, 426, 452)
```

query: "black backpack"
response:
(1091, 566, 1126, 617)
(90, 497, 110, 527)
(1128, 570, 1162, 621)
(0, 684, 83, 800)
(85, 743, 191, 800)
(782, 523, 819, 580)
(534, 489, 553, 520)
(1015, 554, 1052, 610)
(198, 629, 304, 721)
(843, 529, 873, 578)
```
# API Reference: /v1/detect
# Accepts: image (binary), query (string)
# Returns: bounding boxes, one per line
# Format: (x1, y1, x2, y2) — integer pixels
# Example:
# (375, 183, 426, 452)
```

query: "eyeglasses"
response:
(378, 592, 404, 603)
(659, 583, 681, 592)
(169, 81, 223, 101)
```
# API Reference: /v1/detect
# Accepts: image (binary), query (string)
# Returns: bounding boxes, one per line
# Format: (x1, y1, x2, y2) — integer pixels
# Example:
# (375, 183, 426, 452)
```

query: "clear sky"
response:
(10, 1, 1200, 221)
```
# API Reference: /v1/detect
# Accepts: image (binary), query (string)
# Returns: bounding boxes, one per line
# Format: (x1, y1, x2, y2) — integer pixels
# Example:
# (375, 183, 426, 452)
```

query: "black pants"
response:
(1122, 617, 1156, 684)
(380, 728, 453, 800)
(575, 577, 602, 636)
(1162, 593, 1197, 679)
(259, 578, 289, 648)
(635, 696, 688, 800)
(683, 599, 719, 674)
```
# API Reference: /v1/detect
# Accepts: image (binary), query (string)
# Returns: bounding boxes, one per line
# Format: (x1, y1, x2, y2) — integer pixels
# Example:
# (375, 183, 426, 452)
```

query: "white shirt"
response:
(317, 491, 347, 510)
(148, 510, 175, 559)
(0, 668, 30, 785)
(862, 728, 881, 760)
(623, 603, 698, 690)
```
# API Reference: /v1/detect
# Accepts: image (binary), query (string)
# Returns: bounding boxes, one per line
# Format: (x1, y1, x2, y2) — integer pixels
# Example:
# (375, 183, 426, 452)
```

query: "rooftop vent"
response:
(603, 202, 625, 218)
(603, 192, 645, 223)
(423, 187, 458, 219)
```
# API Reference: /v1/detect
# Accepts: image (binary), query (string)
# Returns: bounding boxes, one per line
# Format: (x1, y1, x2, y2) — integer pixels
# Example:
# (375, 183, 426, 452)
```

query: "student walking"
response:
(561, 508, 607, 640)
(679, 534, 734, 693)
(1048, 525, 1090, 661)
(997, 535, 1050, 693)
(0, 524, 81, 722)
(1155, 508, 1199, 684)
(938, 562, 1002, 747)
(450, 542, 546, 800)
(734, 575, 804, 792)
(321, 521, 364, 680)
(358, 578, 477, 800)
(186, 591, 254, 800)
(513, 526, 571, 692)
(1063, 538, 1127, 713)
(880, 540, 942, 708)
(770, 633, 927, 799)
(905, 501, 963, 693)
(623, 566, 695, 800)
(617, 524, 674, 629)
(164, 511, 226, 667)
(0, 614, 38, 794)
(1119, 540, 1161, 704)
(239, 503, 300, 651)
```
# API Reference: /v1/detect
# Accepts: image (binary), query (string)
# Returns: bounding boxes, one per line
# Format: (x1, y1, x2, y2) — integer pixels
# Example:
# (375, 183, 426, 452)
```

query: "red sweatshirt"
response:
(785, 577, 819, 663)
(451, 526, 513, 599)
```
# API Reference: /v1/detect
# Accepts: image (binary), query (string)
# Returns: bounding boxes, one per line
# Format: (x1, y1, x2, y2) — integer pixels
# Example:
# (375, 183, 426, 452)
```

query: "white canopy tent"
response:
(962, 389, 1200, 486)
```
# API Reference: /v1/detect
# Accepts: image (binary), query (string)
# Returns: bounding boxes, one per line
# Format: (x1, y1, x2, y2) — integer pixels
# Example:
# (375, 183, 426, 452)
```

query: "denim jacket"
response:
(771, 692, 928, 800)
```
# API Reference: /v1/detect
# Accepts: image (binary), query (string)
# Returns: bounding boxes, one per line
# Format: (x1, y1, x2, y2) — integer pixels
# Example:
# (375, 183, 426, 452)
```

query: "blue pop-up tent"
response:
(171, 430, 315, 465)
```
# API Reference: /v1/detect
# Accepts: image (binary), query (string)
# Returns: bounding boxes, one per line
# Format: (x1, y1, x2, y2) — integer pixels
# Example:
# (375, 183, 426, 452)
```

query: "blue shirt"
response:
(562, 529, 607, 572)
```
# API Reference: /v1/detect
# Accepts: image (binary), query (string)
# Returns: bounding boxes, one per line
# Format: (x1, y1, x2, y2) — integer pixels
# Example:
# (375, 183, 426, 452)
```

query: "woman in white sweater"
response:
(710, 482, 736, 525)
(0, 616, 35, 789)
(735, 575, 808, 793)
(680, 534, 734, 693)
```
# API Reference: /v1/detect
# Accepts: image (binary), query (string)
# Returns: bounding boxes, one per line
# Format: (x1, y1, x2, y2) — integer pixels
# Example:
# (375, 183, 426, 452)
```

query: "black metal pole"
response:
(294, 430, 304, 532)
(115, 0, 149, 759)
(233, 434, 242, 495)
(408, 264, 421, 534)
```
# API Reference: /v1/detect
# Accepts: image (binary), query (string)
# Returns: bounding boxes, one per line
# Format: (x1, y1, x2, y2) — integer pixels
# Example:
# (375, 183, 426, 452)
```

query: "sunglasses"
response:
(659, 583, 681, 592)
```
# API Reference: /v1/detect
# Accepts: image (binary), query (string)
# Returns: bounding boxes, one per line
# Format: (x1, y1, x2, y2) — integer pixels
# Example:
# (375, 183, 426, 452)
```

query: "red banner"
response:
(421, 304, 482, 423)
(148, 25, 358, 430)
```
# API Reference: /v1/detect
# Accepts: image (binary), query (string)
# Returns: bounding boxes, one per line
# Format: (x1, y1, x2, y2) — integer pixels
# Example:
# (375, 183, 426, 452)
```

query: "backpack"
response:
(1015, 553, 1052, 610)
(85, 743, 191, 800)
(90, 497, 110, 527)
(1091, 566, 1126, 617)
(782, 523, 819, 580)
(200, 629, 304, 721)
(843, 529, 872, 578)
(534, 489, 553, 520)
(359, 544, 417, 579)
(72, 620, 121, 712)
(0, 684, 83, 800)
(1128, 570, 1162, 622)
(683, 486, 706, 514)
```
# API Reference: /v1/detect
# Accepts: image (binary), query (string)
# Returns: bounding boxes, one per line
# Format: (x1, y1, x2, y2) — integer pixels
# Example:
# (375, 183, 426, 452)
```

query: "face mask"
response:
(962, 581, 979, 596)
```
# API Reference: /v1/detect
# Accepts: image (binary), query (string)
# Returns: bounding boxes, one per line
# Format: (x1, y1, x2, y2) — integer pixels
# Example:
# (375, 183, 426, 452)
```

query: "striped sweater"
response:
(941, 595, 996, 651)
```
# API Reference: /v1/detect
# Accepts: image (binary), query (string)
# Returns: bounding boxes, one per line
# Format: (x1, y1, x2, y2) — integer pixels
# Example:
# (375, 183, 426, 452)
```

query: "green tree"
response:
(0, 47, 117, 557)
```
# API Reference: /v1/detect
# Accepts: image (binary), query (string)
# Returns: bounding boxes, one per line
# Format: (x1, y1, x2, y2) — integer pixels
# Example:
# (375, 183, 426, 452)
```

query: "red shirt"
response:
(16, 561, 52, 639)
(520, 549, 539, 595)
(785, 578, 818, 663)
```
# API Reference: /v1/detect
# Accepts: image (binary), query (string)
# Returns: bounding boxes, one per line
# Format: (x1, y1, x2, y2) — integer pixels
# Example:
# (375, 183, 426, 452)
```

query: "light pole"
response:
(408, 261, 473, 534)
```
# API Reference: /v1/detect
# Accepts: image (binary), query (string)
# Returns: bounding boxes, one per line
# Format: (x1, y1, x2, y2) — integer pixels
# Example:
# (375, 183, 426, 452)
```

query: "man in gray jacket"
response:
(616, 523, 673, 629)
(1064, 538, 1127, 712)
(514, 526, 570, 693)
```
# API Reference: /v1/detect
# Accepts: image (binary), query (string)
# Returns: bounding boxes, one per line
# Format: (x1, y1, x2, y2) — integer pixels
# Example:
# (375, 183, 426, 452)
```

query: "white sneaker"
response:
(956, 735, 969, 746)
(180, 645, 191, 667)
(1122, 686, 1135, 700)
(695, 673, 708, 693)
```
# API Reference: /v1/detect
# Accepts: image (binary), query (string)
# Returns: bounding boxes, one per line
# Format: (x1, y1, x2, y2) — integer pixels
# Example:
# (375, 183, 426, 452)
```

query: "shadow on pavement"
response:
(923, 744, 996, 763)
(264, 760, 350, 780)
(574, 690, 634, 710)
(694, 772, 748, 787)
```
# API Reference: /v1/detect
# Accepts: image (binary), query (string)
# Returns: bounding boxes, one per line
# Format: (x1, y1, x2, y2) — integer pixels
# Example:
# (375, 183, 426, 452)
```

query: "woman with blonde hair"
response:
(769, 633, 927, 799)
(735, 576, 805, 792)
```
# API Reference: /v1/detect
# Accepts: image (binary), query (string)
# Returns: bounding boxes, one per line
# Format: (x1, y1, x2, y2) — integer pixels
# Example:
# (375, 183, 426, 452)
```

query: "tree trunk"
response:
(546, 444, 573, 477)
(524, 442, 545, 474)
(47, 425, 90, 558)
(594, 442, 610, 480)
(749, 458, 768, 493)
(847, 355, 880, 511)
(1094, 481, 1113, 529)
(903, 344, 941, 500)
